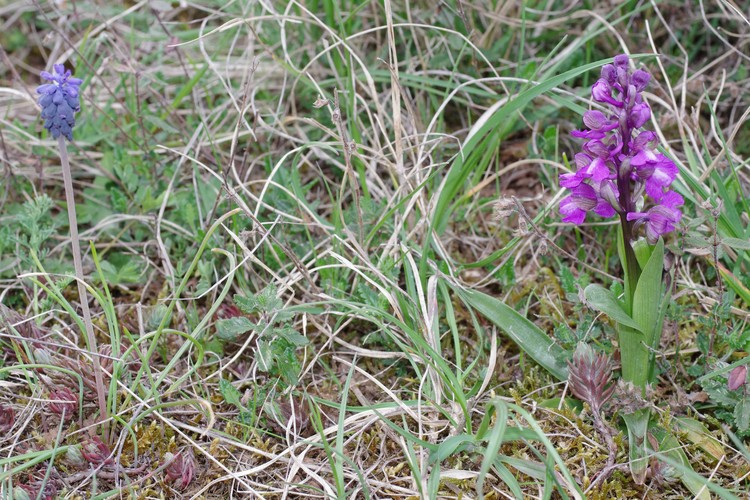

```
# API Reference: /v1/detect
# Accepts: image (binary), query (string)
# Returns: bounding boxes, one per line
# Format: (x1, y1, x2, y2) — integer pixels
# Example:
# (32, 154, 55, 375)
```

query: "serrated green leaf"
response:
(219, 378, 243, 409)
(256, 339, 274, 372)
(455, 288, 569, 381)
(257, 285, 283, 312)
(234, 294, 259, 315)
(734, 399, 750, 432)
(272, 339, 301, 384)
(97, 255, 143, 285)
(275, 325, 309, 346)
(215, 317, 255, 341)
(583, 284, 641, 331)
(204, 338, 224, 355)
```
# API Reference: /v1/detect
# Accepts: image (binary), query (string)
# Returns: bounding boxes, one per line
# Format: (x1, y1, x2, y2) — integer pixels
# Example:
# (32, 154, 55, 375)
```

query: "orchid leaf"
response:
(632, 239, 665, 346)
(455, 288, 569, 381)
(675, 417, 725, 462)
(650, 426, 711, 500)
(617, 239, 665, 388)
(622, 409, 650, 485)
(583, 284, 641, 331)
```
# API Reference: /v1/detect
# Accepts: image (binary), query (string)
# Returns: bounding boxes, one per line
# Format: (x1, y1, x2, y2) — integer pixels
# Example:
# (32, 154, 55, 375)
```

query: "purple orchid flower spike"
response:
(559, 54, 682, 244)
(37, 64, 82, 141)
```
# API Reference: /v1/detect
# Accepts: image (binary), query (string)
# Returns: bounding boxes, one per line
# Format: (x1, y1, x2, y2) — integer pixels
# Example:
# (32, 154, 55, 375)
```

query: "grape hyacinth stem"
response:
(58, 136, 108, 424)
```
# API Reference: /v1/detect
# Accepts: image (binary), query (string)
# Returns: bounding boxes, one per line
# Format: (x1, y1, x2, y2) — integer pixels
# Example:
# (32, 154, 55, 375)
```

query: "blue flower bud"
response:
(36, 64, 82, 141)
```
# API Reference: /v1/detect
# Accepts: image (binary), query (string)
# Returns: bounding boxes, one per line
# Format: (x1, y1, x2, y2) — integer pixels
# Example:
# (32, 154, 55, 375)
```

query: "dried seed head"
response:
(538, 239, 549, 255)
(313, 96, 329, 108)
(514, 217, 530, 236)
(493, 197, 516, 219)
(728, 365, 748, 391)
(710, 200, 723, 219)
(610, 380, 654, 414)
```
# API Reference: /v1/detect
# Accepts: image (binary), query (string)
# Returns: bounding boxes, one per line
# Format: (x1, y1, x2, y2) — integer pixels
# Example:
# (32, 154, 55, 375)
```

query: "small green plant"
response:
(700, 363, 750, 435)
(214, 284, 309, 386)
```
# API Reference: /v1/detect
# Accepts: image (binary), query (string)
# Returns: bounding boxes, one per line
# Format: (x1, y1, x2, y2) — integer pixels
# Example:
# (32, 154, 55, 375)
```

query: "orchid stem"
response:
(58, 136, 108, 429)
(619, 215, 641, 306)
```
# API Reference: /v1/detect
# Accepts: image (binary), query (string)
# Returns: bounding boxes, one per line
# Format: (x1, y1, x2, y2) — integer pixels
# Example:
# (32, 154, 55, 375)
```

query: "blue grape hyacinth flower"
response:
(37, 64, 82, 141)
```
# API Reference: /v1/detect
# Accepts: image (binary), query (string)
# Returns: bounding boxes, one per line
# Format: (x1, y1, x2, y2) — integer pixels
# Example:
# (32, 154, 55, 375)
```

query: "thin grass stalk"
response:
(58, 136, 108, 425)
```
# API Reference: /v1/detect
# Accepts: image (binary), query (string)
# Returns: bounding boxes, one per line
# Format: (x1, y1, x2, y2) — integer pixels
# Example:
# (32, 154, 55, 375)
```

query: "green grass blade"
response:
(432, 57, 619, 235)
(477, 400, 508, 499)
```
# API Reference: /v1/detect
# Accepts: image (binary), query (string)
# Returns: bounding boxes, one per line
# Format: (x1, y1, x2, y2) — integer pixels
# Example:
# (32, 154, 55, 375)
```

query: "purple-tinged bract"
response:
(164, 449, 196, 489)
(36, 64, 82, 141)
(559, 54, 682, 243)
(728, 365, 748, 391)
(81, 435, 113, 465)
(0, 404, 14, 434)
(48, 387, 78, 421)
